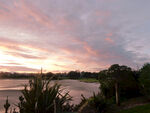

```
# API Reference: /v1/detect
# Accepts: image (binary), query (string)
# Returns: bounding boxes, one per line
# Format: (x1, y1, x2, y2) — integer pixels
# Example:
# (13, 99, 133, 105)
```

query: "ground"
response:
(118, 103, 150, 113)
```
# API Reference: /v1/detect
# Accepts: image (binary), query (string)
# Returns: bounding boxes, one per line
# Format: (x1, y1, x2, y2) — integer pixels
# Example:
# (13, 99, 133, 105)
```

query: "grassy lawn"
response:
(79, 78, 99, 83)
(118, 104, 150, 113)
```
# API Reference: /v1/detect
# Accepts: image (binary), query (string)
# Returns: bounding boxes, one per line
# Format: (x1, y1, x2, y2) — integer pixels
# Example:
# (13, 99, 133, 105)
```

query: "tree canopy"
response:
(139, 63, 150, 99)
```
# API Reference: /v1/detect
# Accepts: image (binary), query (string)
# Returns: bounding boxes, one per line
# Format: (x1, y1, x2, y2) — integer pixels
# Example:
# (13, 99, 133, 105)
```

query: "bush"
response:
(99, 64, 141, 103)
(78, 93, 109, 113)
(4, 76, 72, 113)
(139, 63, 150, 99)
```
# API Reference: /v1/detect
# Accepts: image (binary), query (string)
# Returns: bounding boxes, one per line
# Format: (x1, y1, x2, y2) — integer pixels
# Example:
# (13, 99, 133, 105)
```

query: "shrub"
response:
(99, 64, 141, 105)
(4, 76, 72, 113)
(139, 63, 150, 99)
(78, 93, 109, 113)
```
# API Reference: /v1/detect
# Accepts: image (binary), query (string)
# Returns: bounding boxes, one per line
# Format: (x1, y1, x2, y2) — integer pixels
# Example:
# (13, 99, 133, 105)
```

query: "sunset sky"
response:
(0, 0, 150, 73)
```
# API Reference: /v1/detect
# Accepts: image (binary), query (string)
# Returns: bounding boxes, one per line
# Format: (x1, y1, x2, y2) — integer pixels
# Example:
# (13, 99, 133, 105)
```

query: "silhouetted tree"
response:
(68, 71, 81, 79)
(139, 63, 150, 99)
(99, 64, 139, 105)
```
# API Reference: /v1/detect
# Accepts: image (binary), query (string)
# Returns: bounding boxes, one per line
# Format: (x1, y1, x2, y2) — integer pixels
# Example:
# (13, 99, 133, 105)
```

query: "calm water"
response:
(0, 79, 99, 112)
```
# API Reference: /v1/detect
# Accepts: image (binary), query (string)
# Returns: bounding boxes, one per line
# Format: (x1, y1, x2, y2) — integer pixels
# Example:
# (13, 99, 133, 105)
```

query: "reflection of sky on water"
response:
(56, 80, 99, 104)
(0, 79, 28, 90)
(0, 79, 99, 112)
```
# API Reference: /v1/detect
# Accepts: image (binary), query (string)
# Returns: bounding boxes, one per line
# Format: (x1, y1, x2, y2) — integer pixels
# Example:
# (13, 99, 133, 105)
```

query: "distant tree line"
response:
(0, 71, 99, 80)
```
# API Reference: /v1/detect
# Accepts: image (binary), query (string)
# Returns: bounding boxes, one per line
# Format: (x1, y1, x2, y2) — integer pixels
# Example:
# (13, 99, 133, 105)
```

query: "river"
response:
(0, 79, 99, 112)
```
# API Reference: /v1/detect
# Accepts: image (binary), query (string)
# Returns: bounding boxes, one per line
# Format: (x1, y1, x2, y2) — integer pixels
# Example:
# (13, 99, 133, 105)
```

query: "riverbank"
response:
(79, 78, 99, 83)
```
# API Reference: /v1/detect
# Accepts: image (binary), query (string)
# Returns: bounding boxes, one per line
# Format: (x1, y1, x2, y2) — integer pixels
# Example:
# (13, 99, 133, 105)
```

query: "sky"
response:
(0, 0, 150, 73)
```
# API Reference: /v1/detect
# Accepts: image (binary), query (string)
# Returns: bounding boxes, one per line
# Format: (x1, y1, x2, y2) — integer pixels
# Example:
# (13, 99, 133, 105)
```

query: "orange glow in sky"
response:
(0, 0, 149, 72)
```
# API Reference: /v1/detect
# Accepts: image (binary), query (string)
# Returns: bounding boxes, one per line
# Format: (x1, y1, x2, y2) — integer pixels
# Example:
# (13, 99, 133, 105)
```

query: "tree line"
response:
(0, 71, 98, 79)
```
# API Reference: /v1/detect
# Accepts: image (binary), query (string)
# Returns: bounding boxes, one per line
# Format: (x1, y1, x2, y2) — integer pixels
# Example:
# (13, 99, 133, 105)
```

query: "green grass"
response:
(118, 104, 150, 113)
(63, 112, 77, 113)
(79, 78, 99, 83)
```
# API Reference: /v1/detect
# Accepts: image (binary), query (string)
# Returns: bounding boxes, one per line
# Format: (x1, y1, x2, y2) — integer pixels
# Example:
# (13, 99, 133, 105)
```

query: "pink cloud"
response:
(105, 38, 114, 43)
(70, 38, 99, 57)
(106, 33, 113, 37)
(0, 37, 51, 53)
(104, 33, 114, 43)
(95, 10, 111, 24)
(0, 0, 54, 32)
(0, 65, 39, 72)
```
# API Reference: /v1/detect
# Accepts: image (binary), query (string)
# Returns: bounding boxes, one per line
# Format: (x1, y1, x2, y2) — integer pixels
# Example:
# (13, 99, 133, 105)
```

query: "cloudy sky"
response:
(0, 0, 149, 73)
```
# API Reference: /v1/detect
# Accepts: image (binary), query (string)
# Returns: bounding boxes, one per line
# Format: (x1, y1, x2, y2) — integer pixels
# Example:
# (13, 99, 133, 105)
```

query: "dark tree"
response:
(139, 63, 150, 99)
(99, 64, 140, 105)
(68, 71, 81, 79)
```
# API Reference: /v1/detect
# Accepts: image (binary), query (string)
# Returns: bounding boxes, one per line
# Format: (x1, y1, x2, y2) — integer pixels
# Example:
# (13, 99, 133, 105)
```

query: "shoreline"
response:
(79, 78, 99, 83)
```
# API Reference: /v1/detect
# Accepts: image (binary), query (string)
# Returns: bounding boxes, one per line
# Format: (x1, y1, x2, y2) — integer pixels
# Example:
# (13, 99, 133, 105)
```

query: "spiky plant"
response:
(18, 76, 71, 113)
(4, 96, 10, 113)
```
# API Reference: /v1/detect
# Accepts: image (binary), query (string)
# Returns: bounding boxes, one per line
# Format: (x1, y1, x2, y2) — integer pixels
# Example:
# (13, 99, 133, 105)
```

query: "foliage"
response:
(99, 69, 114, 98)
(67, 71, 81, 79)
(78, 93, 109, 113)
(4, 76, 72, 113)
(139, 63, 150, 99)
(74, 94, 87, 111)
(89, 93, 108, 113)
(80, 71, 98, 79)
(99, 64, 140, 105)
(4, 96, 10, 113)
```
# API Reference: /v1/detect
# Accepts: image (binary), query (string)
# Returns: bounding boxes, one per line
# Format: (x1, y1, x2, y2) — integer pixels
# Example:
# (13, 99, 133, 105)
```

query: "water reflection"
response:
(0, 79, 99, 112)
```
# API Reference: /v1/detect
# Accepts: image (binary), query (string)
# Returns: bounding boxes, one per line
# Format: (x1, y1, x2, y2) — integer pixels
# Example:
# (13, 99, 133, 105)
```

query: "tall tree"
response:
(139, 63, 150, 99)
(99, 64, 136, 105)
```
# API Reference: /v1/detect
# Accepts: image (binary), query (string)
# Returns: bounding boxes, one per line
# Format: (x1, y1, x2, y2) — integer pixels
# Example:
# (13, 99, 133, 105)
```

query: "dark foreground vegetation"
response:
(2, 63, 150, 113)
